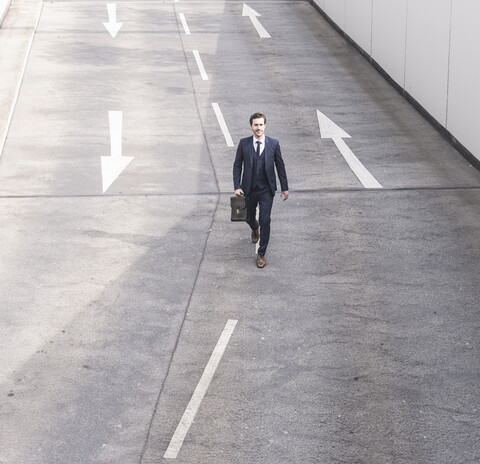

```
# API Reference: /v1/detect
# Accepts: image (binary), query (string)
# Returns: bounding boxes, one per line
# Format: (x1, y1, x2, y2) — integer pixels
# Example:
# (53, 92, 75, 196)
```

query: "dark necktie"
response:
(252, 141, 261, 190)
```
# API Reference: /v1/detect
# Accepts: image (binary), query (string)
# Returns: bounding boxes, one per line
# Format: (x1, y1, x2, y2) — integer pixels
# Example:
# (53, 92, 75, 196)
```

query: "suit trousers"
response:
(247, 188, 274, 257)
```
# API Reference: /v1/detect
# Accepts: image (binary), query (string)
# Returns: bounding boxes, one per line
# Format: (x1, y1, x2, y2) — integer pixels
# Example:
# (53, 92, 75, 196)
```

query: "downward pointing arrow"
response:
(101, 111, 133, 193)
(242, 3, 271, 38)
(103, 3, 123, 39)
(317, 110, 382, 189)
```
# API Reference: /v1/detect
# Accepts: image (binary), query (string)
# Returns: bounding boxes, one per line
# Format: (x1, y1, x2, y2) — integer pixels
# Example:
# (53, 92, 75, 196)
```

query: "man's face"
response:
(251, 118, 265, 140)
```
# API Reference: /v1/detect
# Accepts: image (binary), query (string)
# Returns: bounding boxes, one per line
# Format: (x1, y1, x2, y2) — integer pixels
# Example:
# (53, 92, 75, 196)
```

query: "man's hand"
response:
(235, 189, 244, 197)
(281, 190, 289, 201)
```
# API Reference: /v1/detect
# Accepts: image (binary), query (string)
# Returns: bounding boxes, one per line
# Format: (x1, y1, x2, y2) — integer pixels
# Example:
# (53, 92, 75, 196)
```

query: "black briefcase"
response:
(230, 196, 250, 221)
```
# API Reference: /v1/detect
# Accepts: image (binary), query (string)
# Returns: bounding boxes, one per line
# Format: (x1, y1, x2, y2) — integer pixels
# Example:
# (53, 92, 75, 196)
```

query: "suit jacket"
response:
(233, 136, 289, 196)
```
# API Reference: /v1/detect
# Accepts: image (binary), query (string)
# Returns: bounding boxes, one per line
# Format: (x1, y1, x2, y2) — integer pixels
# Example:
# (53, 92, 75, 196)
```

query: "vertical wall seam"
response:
(370, 0, 374, 56)
(445, 0, 454, 129)
(403, 0, 409, 91)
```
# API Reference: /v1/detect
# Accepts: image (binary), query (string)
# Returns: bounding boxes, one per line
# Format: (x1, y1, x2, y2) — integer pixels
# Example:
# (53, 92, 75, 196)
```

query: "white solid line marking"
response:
(164, 319, 238, 459)
(178, 13, 191, 34)
(333, 138, 383, 189)
(0, 2, 44, 159)
(212, 103, 234, 147)
(192, 50, 209, 80)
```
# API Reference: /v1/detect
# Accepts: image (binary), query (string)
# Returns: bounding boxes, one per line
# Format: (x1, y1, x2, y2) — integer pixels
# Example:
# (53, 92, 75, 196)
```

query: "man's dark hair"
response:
(250, 112, 266, 125)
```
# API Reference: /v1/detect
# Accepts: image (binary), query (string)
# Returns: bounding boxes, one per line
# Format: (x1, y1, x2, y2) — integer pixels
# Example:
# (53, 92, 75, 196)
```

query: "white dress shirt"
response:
(253, 136, 265, 156)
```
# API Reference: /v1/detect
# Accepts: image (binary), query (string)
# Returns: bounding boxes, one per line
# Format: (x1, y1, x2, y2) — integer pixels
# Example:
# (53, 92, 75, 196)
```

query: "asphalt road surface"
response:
(0, 1, 479, 463)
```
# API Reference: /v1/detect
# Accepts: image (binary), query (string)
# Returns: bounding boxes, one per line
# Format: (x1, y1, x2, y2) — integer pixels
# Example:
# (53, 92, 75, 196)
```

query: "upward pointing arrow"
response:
(242, 3, 271, 38)
(103, 3, 123, 39)
(317, 109, 351, 139)
(317, 110, 382, 189)
(242, 3, 260, 17)
(101, 111, 134, 193)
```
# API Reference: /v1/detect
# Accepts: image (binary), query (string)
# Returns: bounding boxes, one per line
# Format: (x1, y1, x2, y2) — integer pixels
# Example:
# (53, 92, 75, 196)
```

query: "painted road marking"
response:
(164, 319, 238, 459)
(178, 13, 191, 35)
(0, 2, 43, 159)
(103, 3, 123, 38)
(212, 103, 234, 147)
(316, 110, 383, 189)
(192, 50, 209, 80)
(242, 3, 271, 38)
(101, 111, 134, 193)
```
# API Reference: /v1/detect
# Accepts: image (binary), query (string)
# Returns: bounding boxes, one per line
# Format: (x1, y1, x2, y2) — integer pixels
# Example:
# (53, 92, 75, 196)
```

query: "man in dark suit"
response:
(233, 112, 289, 268)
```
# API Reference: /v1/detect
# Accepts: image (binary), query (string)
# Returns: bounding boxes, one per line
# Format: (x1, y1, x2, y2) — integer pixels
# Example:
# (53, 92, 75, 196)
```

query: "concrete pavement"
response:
(0, 1, 479, 463)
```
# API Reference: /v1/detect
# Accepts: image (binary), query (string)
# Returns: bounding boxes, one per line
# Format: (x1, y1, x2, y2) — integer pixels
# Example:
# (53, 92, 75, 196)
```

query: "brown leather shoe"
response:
(251, 228, 260, 244)
(257, 254, 266, 268)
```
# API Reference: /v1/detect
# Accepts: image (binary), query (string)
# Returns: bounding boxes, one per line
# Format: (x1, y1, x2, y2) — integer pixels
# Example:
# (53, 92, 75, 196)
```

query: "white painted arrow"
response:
(101, 111, 133, 193)
(317, 110, 383, 189)
(103, 3, 123, 39)
(242, 3, 271, 38)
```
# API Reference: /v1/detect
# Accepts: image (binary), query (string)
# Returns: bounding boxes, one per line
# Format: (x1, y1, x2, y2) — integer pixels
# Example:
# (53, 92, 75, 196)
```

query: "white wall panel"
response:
(323, 0, 346, 31)
(310, 0, 480, 161)
(345, 0, 372, 54)
(371, 0, 407, 87)
(405, 0, 451, 125)
(447, 0, 480, 157)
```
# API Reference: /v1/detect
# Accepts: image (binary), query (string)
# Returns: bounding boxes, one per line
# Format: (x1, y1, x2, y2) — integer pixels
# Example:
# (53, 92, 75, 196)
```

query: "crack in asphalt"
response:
(138, 4, 221, 462)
